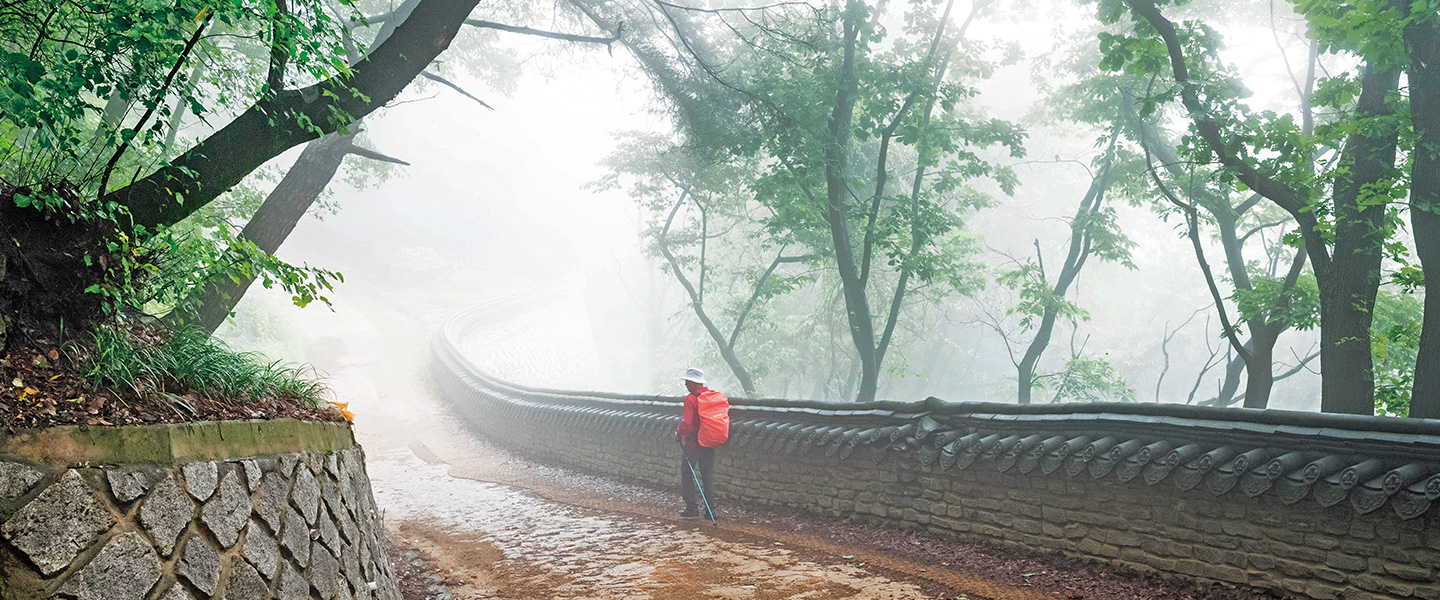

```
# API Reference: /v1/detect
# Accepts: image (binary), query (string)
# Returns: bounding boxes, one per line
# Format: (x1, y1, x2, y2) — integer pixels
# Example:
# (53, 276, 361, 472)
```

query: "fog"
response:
(218, 0, 1341, 412)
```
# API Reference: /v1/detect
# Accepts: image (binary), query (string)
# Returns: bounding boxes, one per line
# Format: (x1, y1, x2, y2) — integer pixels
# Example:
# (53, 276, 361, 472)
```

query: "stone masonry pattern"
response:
(432, 323, 1440, 600)
(0, 447, 401, 600)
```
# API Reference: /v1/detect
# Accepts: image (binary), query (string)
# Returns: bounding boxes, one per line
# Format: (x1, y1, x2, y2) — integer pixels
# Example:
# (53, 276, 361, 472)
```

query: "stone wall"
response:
(433, 306, 1440, 600)
(0, 419, 401, 600)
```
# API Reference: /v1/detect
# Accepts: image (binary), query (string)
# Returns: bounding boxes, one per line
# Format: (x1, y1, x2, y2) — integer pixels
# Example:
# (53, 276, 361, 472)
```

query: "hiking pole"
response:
(686, 459, 718, 525)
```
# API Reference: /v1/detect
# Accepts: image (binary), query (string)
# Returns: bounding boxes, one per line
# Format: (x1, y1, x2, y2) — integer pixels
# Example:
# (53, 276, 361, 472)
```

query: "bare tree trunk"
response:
(1016, 133, 1118, 404)
(181, 133, 408, 333)
(655, 193, 758, 396)
(1313, 64, 1399, 414)
(821, 7, 879, 402)
(1406, 15, 1440, 418)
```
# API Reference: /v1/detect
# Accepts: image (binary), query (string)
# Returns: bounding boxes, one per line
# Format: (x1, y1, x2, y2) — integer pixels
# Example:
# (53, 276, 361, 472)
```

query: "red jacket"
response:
(677, 386, 710, 441)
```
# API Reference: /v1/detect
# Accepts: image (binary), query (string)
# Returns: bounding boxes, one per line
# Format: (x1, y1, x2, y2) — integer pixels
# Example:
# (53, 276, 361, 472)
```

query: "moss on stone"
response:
(0, 419, 354, 465)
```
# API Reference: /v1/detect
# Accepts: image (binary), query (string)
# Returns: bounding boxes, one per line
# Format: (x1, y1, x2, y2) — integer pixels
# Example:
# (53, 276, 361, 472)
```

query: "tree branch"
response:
(1144, 143, 1253, 364)
(267, 0, 290, 93)
(343, 142, 411, 165)
(1124, 0, 1324, 266)
(464, 18, 619, 46)
(1238, 218, 1289, 245)
(726, 247, 810, 349)
(420, 71, 493, 109)
(657, 188, 757, 394)
(97, 13, 209, 200)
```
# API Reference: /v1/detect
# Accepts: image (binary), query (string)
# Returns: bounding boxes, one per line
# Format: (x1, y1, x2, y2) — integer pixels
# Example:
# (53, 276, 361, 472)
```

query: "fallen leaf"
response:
(47, 350, 58, 361)
(10, 378, 21, 388)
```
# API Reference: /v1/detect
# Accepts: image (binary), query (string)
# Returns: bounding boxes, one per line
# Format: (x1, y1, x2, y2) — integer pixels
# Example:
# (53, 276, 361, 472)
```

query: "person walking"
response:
(676, 367, 729, 518)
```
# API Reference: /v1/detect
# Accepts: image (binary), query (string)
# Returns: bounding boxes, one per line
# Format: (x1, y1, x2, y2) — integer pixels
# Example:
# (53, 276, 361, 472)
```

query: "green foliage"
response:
(1230, 274, 1321, 331)
(148, 224, 343, 317)
(1043, 356, 1137, 403)
(996, 262, 1090, 330)
(87, 327, 329, 410)
(1371, 289, 1422, 416)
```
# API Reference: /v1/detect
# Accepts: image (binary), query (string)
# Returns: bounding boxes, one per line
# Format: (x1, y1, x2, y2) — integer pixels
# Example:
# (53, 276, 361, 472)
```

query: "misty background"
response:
(216, 2, 1328, 412)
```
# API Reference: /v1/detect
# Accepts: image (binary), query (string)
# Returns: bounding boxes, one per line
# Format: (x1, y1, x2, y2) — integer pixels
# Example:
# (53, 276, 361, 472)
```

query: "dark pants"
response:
(680, 444, 716, 511)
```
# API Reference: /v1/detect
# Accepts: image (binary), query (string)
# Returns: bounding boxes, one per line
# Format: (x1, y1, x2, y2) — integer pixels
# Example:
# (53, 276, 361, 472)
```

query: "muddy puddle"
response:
(369, 450, 935, 600)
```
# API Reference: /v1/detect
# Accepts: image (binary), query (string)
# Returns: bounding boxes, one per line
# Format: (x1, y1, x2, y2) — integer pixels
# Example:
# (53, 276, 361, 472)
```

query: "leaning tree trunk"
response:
(1016, 133, 1116, 404)
(182, 132, 408, 334)
(185, 133, 352, 332)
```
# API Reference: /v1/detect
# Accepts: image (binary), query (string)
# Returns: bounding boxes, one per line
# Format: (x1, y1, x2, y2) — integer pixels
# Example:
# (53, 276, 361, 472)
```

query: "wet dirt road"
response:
(370, 447, 938, 600)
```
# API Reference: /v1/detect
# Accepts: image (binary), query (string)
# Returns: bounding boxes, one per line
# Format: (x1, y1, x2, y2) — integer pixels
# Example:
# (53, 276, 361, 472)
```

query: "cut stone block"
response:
(257, 472, 291, 531)
(178, 533, 223, 596)
(291, 466, 321, 525)
(280, 506, 312, 568)
(242, 460, 263, 492)
(182, 461, 218, 501)
(139, 476, 194, 556)
(278, 562, 309, 600)
(157, 583, 196, 600)
(342, 543, 365, 593)
(318, 505, 342, 554)
(201, 470, 251, 548)
(105, 468, 151, 503)
(309, 542, 341, 600)
(222, 559, 272, 600)
(278, 454, 299, 477)
(1, 470, 116, 575)
(0, 461, 44, 499)
(304, 452, 324, 476)
(242, 520, 280, 578)
(56, 531, 162, 600)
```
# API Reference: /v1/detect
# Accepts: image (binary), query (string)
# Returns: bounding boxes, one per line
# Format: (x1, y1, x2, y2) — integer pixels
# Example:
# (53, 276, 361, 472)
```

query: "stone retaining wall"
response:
(433, 302, 1440, 600)
(0, 419, 401, 600)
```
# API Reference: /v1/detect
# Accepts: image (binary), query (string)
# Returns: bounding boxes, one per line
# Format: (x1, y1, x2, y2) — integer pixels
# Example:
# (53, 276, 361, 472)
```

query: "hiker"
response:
(675, 367, 729, 518)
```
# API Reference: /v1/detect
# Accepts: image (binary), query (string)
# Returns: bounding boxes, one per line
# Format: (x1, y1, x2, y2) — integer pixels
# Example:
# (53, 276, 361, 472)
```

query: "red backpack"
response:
(696, 390, 730, 447)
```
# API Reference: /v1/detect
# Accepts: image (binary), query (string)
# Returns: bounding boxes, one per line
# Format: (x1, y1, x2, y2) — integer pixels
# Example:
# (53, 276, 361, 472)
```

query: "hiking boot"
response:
(679, 507, 700, 518)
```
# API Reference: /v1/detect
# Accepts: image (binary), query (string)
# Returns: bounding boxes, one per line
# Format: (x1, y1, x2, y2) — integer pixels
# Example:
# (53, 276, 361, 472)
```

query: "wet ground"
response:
(367, 412, 956, 600)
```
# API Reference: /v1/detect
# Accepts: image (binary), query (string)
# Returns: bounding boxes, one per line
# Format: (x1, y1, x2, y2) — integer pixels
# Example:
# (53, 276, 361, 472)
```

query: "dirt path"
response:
(368, 424, 970, 600)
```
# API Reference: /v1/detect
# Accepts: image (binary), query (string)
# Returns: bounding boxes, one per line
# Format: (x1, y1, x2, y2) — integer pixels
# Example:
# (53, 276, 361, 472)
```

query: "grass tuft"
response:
(86, 326, 329, 410)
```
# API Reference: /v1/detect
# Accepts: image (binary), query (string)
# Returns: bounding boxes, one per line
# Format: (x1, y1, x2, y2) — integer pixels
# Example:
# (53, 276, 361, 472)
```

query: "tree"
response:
(996, 129, 1136, 404)
(1101, 0, 1412, 414)
(1027, 7, 1326, 409)
(1400, 6, 1440, 417)
(574, 0, 1021, 402)
(102, 0, 485, 231)
(590, 133, 816, 396)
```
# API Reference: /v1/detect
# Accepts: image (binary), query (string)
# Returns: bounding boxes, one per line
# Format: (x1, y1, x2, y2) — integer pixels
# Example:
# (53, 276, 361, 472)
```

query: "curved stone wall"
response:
(434, 300, 1440, 600)
(0, 419, 401, 600)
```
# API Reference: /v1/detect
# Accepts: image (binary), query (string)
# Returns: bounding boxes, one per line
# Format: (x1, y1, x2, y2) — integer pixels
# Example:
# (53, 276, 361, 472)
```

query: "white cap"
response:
(683, 368, 706, 385)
